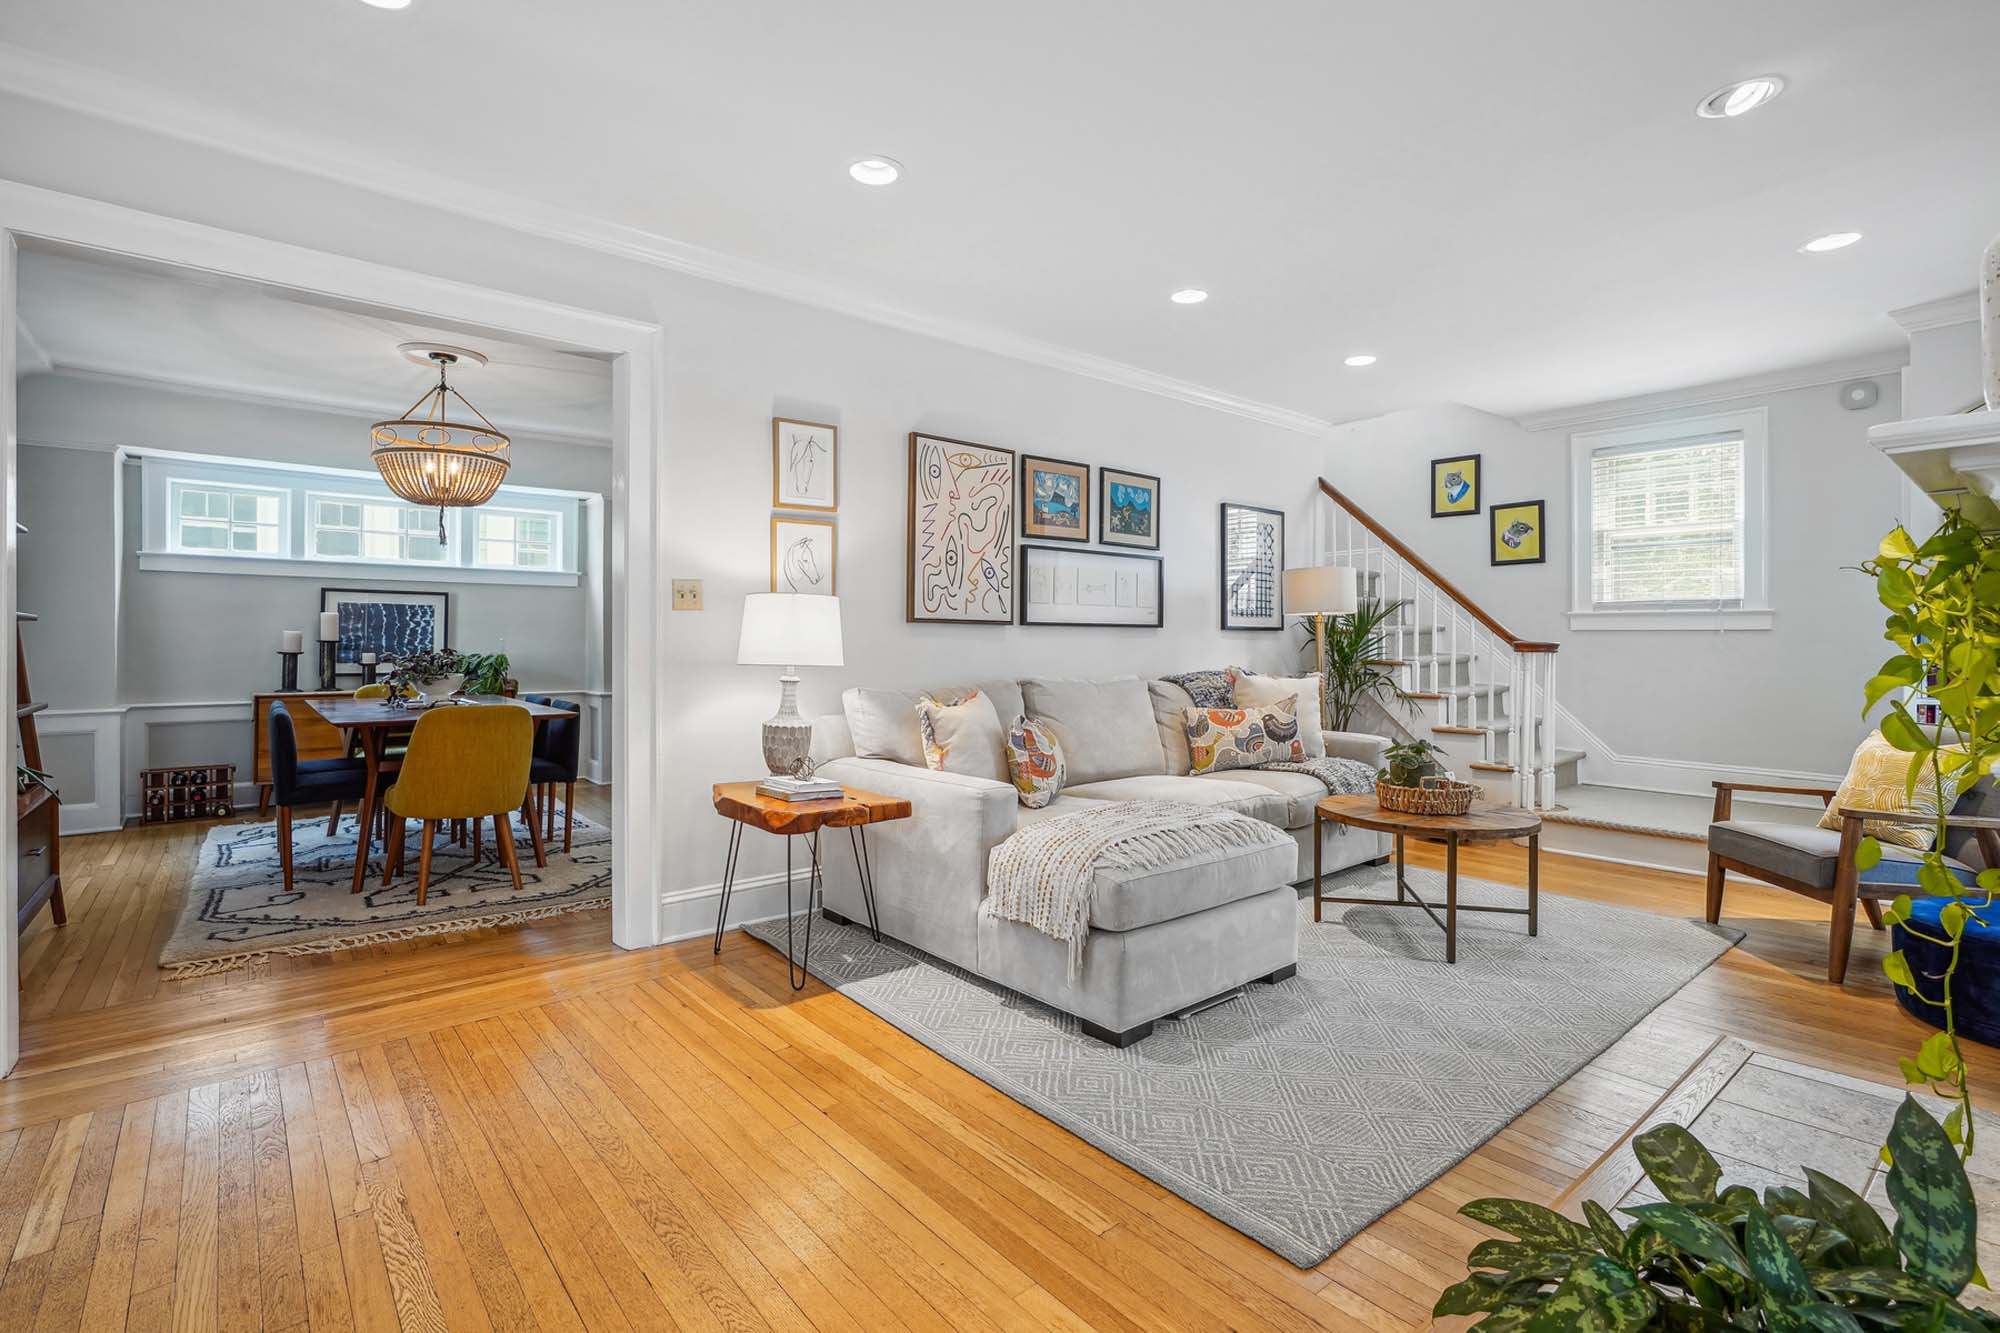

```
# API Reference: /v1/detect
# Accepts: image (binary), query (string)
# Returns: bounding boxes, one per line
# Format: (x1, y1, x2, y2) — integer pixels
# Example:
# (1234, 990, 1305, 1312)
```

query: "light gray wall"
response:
(17, 442, 116, 708)
(1321, 380, 1907, 778)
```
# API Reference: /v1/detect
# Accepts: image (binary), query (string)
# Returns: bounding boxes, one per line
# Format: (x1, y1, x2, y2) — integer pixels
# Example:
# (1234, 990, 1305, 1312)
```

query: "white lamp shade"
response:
(737, 593, 844, 667)
(1283, 565, 1359, 616)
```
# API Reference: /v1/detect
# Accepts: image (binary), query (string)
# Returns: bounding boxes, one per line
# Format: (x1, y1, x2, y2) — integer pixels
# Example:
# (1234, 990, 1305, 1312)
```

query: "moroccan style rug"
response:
(746, 866, 1739, 1268)
(161, 810, 611, 976)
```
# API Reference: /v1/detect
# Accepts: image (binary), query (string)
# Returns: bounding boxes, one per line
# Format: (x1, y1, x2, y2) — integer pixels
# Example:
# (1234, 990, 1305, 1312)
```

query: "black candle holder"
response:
(361, 660, 379, 686)
(277, 650, 300, 692)
(318, 640, 338, 691)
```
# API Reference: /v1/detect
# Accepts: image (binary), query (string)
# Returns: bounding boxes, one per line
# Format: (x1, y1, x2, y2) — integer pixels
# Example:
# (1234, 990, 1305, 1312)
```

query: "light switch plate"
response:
(671, 578, 703, 611)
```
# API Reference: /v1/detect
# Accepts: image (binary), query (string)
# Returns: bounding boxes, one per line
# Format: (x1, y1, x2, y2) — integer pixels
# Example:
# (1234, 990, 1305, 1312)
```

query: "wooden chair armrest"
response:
(1836, 807, 2000, 831)
(1715, 780, 1839, 800)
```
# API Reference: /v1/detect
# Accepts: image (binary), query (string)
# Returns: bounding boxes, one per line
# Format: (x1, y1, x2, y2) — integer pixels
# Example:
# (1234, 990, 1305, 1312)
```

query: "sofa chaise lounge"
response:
(808, 674, 1391, 1045)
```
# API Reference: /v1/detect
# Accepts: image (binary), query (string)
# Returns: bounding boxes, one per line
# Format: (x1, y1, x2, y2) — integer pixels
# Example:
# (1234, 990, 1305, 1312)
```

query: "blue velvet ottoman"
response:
(1890, 881, 1998, 1044)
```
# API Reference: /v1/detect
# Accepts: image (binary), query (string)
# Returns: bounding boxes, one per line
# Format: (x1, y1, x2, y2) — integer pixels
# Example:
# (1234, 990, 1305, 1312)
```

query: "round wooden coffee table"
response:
(1313, 795, 1542, 963)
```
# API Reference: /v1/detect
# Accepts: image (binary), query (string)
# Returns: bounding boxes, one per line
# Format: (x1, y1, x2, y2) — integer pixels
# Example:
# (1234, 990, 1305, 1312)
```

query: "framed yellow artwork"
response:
(1489, 499, 1546, 566)
(1430, 453, 1480, 517)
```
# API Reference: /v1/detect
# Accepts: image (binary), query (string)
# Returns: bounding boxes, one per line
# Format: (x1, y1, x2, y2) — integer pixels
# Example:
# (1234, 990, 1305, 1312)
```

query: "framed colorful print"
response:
(907, 433, 1015, 623)
(320, 587, 449, 676)
(1219, 502, 1285, 630)
(1489, 499, 1546, 566)
(771, 515, 836, 595)
(1430, 453, 1480, 517)
(1099, 467, 1161, 550)
(1019, 545, 1163, 628)
(1020, 454, 1090, 543)
(772, 418, 838, 511)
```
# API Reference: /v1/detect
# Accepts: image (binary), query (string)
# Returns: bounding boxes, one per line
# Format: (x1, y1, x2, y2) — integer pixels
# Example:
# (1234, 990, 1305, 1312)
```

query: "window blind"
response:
(1589, 432, 1744, 608)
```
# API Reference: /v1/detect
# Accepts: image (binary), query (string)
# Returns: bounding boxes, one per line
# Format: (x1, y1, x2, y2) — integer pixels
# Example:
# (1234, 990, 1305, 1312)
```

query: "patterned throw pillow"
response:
(1816, 730, 1964, 850)
(1184, 698, 1306, 775)
(915, 691, 1007, 781)
(1160, 669, 1237, 710)
(1004, 717, 1065, 808)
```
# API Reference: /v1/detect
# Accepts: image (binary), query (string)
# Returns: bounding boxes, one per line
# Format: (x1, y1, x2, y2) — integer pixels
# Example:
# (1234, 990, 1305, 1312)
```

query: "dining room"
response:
(11, 242, 618, 1033)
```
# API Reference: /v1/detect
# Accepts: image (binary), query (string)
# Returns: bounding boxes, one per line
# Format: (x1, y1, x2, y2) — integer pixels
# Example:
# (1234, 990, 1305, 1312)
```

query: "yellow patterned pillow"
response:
(1817, 730, 1963, 850)
(1183, 699, 1305, 775)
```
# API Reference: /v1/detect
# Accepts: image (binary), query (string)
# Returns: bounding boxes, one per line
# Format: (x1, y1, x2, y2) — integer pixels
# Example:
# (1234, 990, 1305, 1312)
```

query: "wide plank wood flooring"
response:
(4, 795, 1987, 1330)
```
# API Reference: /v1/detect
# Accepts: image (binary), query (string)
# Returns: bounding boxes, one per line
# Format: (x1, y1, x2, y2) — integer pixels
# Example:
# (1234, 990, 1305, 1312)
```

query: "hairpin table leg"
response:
(785, 830, 823, 991)
(849, 826, 882, 942)
(710, 820, 744, 955)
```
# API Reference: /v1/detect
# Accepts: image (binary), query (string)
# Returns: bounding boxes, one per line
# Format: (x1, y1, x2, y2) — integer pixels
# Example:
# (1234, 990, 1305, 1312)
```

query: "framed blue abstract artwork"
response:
(320, 587, 450, 676)
(1099, 467, 1160, 550)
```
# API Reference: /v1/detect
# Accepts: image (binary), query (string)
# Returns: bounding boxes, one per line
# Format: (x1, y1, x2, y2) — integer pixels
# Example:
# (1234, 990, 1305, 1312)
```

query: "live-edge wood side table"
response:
(1313, 795, 1542, 964)
(711, 782, 913, 990)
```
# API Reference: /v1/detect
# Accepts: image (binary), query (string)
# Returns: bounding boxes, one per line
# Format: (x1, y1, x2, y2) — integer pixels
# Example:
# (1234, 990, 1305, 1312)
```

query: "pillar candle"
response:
(359, 652, 376, 665)
(280, 630, 304, 653)
(318, 610, 341, 641)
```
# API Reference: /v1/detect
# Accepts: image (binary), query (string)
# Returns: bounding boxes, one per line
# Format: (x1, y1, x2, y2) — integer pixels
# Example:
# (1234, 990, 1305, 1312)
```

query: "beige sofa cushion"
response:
(1193, 768, 1326, 829)
(916, 691, 1008, 782)
(844, 680, 1027, 769)
(1087, 836, 1298, 931)
(1020, 677, 1167, 786)
(1147, 680, 1198, 776)
(1232, 671, 1326, 759)
(1060, 774, 1287, 827)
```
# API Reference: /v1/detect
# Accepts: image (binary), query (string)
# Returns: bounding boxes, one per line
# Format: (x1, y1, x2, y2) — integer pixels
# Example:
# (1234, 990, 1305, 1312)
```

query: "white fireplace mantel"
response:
(1869, 409, 2000, 527)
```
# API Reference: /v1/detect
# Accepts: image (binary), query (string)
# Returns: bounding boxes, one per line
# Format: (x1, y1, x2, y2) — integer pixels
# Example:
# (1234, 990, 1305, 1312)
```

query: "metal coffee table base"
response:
(1314, 828, 1539, 965)
(711, 824, 883, 990)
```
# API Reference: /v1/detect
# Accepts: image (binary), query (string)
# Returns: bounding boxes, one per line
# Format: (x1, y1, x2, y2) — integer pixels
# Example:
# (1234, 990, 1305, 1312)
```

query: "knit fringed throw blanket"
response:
(984, 800, 1294, 979)
(1262, 756, 1376, 797)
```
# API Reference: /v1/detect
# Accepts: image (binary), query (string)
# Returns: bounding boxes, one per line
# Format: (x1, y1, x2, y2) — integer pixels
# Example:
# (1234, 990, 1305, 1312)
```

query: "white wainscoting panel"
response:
(32, 707, 123, 833)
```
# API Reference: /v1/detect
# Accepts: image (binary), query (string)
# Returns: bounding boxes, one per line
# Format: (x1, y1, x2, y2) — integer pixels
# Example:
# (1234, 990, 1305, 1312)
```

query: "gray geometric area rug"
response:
(161, 810, 611, 977)
(747, 865, 1740, 1268)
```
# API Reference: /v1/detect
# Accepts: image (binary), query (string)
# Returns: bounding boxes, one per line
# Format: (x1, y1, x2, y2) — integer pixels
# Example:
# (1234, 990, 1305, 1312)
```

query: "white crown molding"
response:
(13, 314, 51, 374)
(36, 360, 614, 449)
(0, 42, 1337, 440)
(1516, 349, 1908, 433)
(1886, 290, 1980, 335)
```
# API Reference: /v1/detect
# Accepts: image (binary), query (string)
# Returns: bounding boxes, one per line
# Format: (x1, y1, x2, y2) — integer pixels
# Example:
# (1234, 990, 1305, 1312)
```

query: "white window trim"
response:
(164, 476, 292, 559)
(134, 449, 582, 588)
(305, 488, 462, 565)
(469, 505, 564, 572)
(1567, 407, 1773, 631)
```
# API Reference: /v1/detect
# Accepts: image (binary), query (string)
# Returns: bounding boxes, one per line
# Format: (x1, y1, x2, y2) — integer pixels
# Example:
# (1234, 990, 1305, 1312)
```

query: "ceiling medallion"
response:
(370, 343, 512, 544)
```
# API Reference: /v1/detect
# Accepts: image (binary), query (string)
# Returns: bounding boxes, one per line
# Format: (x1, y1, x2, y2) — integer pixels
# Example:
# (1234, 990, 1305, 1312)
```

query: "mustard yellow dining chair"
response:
(381, 705, 533, 903)
(351, 682, 390, 699)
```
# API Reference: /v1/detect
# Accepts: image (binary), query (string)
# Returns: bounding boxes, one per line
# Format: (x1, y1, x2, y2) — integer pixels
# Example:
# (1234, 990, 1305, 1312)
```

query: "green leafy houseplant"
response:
(1434, 1105, 1989, 1329)
(1302, 595, 1418, 732)
(458, 651, 512, 696)
(1381, 738, 1447, 787)
(380, 648, 463, 700)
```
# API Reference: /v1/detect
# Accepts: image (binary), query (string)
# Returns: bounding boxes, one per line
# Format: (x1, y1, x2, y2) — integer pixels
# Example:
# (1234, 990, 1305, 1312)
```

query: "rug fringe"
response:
(160, 896, 612, 980)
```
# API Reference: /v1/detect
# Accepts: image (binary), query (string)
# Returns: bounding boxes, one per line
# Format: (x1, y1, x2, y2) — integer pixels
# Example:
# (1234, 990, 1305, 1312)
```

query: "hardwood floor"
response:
(2, 802, 1984, 1330)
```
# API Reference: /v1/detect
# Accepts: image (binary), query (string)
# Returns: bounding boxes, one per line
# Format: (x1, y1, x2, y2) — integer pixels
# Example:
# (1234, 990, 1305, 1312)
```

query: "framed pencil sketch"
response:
(907, 433, 1015, 623)
(1430, 453, 1481, 517)
(1020, 545, 1162, 628)
(1219, 502, 1284, 630)
(1020, 454, 1090, 543)
(771, 516, 836, 595)
(1099, 467, 1161, 549)
(772, 418, 837, 511)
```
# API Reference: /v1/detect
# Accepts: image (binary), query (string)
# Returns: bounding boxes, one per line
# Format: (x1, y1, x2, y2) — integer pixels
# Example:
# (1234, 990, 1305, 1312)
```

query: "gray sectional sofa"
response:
(808, 674, 1391, 1045)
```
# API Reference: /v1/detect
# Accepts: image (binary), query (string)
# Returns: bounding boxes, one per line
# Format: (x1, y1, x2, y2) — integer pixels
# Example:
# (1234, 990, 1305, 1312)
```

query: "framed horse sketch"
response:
(907, 433, 1016, 623)
(772, 418, 837, 511)
(770, 515, 836, 595)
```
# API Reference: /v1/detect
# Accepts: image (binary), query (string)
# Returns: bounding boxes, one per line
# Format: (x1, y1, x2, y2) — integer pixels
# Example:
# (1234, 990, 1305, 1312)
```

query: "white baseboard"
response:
(659, 869, 809, 947)
(1556, 703, 1839, 807)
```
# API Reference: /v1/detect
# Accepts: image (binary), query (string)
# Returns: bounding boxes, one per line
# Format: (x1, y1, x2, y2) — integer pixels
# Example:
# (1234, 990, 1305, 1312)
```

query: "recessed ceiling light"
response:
(1799, 231, 1862, 253)
(848, 157, 903, 186)
(1169, 289, 1208, 305)
(1696, 75, 1784, 119)
(358, 0, 412, 9)
(1343, 354, 1378, 367)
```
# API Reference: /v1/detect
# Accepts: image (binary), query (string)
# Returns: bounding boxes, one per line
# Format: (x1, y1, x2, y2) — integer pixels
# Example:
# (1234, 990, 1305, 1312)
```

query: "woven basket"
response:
(1376, 777, 1479, 816)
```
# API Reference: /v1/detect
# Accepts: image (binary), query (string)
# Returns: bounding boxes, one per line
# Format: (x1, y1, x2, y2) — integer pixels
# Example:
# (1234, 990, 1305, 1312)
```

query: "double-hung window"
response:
(1568, 408, 1770, 629)
(170, 482, 284, 556)
(472, 509, 557, 570)
(308, 495, 449, 564)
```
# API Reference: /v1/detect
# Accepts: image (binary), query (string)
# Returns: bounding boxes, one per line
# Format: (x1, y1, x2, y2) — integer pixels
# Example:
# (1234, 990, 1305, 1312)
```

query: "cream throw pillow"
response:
(1229, 670, 1326, 758)
(1817, 730, 1963, 851)
(915, 691, 1008, 782)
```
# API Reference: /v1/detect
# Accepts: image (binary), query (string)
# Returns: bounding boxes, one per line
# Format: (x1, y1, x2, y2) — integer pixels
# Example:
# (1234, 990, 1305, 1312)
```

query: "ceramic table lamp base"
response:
(762, 671, 812, 777)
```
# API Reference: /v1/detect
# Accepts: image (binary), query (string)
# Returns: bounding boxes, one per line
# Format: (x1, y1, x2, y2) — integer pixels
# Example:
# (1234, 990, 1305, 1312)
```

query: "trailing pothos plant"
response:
(1433, 511, 1999, 1328)
(1434, 1105, 1988, 1329)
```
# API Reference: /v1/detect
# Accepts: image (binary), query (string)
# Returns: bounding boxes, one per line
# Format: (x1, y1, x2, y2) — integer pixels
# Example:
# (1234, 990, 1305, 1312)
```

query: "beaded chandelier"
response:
(370, 345, 510, 543)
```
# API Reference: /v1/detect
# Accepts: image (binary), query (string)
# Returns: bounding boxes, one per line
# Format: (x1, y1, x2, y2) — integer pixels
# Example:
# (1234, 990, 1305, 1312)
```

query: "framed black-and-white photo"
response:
(1219, 502, 1284, 630)
(770, 515, 836, 595)
(320, 587, 450, 675)
(772, 418, 837, 511)
(1019, 545, 1162, 628)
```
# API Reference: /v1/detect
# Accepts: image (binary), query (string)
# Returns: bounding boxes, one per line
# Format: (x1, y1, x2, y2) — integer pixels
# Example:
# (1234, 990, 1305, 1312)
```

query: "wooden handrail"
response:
(1317, 478, 1559, 653)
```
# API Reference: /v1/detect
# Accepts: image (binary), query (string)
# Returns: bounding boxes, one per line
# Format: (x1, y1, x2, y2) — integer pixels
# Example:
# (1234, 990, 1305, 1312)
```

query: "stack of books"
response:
(756, 775, 844, 803)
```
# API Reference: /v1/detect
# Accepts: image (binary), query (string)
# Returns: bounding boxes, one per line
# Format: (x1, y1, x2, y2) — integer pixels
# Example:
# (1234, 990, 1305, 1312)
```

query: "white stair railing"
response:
(1310, 479, 1561, 810)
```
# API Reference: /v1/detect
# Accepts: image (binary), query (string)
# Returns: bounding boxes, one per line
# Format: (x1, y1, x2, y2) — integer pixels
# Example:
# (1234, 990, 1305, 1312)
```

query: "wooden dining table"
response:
(304, 694, 575, 893)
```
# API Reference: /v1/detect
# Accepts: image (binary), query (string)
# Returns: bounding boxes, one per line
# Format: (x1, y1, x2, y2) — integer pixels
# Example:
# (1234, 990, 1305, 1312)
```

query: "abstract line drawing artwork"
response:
(772, 418, 838, 511)
(908, 433, 1015, 623)
(1219, 502, 1285, 630)
(770, 516, 836, 595)
(1017, 545, 1163, 628)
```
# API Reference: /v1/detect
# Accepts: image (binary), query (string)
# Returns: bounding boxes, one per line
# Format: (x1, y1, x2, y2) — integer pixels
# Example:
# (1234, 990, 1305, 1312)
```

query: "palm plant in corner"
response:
(1303, 594, 1416, 733)
(1433, 511, 2000, 1330)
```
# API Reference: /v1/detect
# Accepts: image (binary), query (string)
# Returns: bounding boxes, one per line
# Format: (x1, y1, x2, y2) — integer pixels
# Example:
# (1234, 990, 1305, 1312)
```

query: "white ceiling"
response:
(4, 1, 1998, 425)
(15, 250, 613, 442)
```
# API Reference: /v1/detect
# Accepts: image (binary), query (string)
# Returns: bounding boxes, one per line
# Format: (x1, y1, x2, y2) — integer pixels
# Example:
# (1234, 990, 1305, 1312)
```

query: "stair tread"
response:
(1398, 691, 1445, 700)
